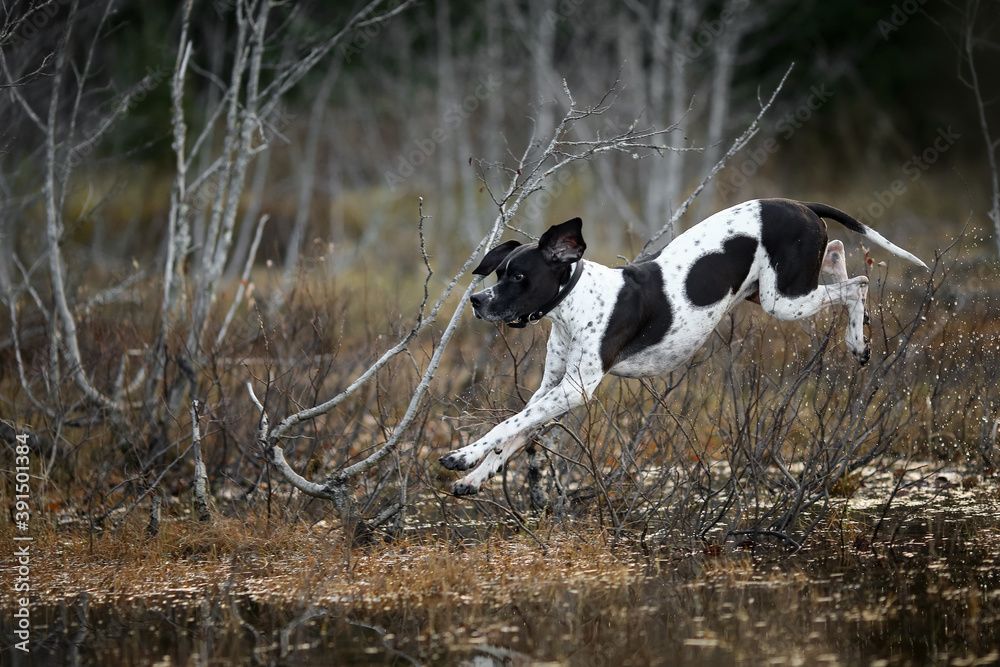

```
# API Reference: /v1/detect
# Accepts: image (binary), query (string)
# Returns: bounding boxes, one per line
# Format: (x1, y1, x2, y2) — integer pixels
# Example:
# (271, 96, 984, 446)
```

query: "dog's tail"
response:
(805, 202, 929, 270)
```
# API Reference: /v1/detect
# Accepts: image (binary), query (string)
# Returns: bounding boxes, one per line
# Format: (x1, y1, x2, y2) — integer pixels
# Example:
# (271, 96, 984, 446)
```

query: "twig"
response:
(215, 213, 269, 350)
(473, 497, 548, 552)
(246, 381, 332, 500)
(112, 442, 193, 536)
(637, 62, 795, 260)
(726, 529, 801, 550)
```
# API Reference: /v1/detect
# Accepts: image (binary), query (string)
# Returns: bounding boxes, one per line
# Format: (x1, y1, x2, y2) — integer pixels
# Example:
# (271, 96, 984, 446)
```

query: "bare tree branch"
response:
(252, 76, 759, 532)
(637, 62, 795, 260)
(215, 214, 268, 351)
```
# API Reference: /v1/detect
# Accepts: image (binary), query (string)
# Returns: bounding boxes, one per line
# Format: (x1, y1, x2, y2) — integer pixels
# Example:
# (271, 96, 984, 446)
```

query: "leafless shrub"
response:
(464, 225, 974, 554)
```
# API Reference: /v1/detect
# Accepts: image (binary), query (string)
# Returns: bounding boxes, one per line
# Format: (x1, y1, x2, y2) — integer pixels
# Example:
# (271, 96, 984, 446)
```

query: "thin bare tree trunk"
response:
(962, 0, 1000, 258)
(147, 0, 194, 412)
(279, 58, 341, 302)
(146, 495, 161, 538)
(435, 0, 458, 236)
(190, 399, 210, 521)
(642, 0, 675, 235)
(700, 0, 755, 216)
(43, 0, 119, 412)
(484, 0, 505, 162)
(659, 2, 700, 240)
(326, 154, 344, 272)
(225, 145, 271, 280)
(215, 214, 268, 351)
(530, 0, 557, 145)
(189, 0, 269, 352)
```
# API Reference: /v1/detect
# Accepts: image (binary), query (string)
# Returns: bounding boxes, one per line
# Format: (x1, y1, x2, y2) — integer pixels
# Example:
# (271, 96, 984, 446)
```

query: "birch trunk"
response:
(700, 0, 752, 217)
(435, 0, 458, 235)
(658, 2, 700, 240)
(642, 0, 676, 237)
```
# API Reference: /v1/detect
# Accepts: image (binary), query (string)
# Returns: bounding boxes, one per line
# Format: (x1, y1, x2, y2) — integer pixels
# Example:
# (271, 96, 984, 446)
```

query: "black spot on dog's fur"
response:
(684, 235, 758, 307)
(600, 262, 673, 372)
(759, 199, 827, 298)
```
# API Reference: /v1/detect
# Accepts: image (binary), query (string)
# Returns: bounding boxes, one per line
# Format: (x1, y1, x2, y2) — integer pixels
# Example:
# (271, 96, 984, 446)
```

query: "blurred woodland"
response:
(1, 0, 999, 547)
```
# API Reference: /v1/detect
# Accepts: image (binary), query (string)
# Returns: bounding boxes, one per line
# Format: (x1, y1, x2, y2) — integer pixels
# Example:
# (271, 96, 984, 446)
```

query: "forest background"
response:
(1, 0, 999, 548)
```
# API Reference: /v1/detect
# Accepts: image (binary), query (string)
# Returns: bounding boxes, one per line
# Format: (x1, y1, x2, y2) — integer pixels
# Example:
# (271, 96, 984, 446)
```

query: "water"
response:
(5, 471, 999, 666)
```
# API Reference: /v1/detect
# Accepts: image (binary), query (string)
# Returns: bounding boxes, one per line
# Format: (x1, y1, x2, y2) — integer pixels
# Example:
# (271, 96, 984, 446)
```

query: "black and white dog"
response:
(440, 198, 926, 495)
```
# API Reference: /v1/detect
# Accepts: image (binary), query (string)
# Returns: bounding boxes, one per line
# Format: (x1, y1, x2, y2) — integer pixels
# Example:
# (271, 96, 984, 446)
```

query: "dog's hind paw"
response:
(452, 479, 480, 496)
(439, 451, 474, 471)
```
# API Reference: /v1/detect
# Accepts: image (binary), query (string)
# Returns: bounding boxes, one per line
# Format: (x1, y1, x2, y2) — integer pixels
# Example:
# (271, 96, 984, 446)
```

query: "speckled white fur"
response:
(444, 200, 907, 495)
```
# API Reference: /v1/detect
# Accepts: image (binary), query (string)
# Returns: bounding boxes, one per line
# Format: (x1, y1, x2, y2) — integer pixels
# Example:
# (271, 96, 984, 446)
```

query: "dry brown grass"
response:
(2, 190, 999, 572)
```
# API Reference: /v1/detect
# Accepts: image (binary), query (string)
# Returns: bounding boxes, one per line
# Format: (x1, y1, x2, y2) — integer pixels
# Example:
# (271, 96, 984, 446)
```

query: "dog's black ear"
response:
(539, 217, 586, 264)
(473, 240, 522, 276)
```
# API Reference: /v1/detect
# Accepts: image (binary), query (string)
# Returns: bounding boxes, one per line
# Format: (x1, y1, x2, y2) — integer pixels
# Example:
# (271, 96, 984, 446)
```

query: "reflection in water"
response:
(5, 482, 999, 666)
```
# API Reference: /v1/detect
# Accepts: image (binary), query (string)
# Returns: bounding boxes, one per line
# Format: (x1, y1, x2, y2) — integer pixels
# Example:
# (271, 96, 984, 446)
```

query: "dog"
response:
(440, 198, 927, 496)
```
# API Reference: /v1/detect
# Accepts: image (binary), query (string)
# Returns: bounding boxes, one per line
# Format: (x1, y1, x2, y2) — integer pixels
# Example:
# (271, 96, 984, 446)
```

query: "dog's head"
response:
(469, 218, 586, 324)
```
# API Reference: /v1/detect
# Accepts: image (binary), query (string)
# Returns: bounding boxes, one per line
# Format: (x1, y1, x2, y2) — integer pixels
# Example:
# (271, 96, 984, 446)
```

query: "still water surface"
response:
(6, 471, 999, 666)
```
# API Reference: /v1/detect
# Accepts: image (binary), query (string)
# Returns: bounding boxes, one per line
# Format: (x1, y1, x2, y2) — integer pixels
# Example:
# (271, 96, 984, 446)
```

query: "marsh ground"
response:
(3, 464, 998, 666)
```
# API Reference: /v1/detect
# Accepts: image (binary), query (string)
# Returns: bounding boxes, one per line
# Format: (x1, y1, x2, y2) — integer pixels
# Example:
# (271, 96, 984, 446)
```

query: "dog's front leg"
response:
(439, 329, 571, 474)
(441, 376, 601, 496)
(451, 434, 530, 495)
(446, 372, 599, 495)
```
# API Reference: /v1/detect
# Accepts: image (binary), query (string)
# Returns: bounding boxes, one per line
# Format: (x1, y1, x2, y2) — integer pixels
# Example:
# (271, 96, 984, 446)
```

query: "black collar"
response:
(506, 262, 584, 328)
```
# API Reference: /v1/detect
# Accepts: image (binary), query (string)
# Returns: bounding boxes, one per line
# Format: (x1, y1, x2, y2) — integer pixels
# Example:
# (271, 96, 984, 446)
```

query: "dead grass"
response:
(2, 185, 999, 575)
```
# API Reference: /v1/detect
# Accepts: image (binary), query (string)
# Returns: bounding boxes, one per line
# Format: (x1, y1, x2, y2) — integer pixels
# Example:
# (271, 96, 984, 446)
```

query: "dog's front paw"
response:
(853, 337, 871, 366)
(452, 479, 480, 496)
(439, 450, 474, 471)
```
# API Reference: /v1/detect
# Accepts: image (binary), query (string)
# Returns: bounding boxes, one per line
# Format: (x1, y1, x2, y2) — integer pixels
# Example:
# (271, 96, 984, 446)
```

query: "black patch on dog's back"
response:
(600, 262, 673, 372)
(684, 235, 758, 307)
(759, 199, 827, 298)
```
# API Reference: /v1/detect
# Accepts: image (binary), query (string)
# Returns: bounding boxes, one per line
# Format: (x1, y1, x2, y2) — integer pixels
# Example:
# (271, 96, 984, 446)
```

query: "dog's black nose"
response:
(470, 293, 486, 318)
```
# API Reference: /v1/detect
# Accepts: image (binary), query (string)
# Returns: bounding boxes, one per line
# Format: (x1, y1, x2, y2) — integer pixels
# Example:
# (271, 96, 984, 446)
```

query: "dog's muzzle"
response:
(469, 291, 488, 319)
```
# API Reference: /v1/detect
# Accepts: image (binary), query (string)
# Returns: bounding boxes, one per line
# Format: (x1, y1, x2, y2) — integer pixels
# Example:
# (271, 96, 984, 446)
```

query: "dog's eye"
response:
(510, 272, 525, 282)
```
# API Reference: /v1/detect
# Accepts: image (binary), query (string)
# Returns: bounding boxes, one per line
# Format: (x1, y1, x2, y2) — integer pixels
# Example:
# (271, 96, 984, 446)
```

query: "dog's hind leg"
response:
(821, 240, 849, 282)
(821, 239, 873, 326)
(758, 270, 870, 364)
